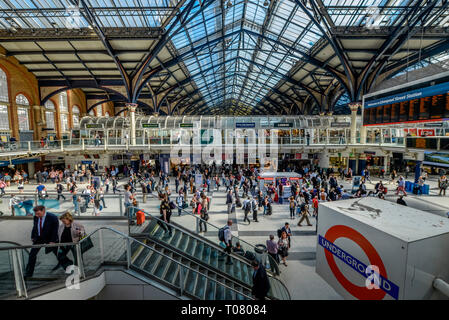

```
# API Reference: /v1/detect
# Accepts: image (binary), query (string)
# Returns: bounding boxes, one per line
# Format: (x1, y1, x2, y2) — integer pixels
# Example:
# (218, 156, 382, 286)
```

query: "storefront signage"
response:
(180, 123, 193, 128)
(423, 122, 443, 128)
(331, 122, 351, 128)
(236, 122, 255, 128)
(274, 123, 293, 128)
(85, 124, 103, 129)
(142, 123, 159, 128)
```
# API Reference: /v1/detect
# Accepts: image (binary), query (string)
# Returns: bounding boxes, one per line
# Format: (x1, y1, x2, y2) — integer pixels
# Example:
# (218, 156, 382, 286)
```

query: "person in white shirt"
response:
(9, 194, 21, 216)
(223, 220, 233, 265)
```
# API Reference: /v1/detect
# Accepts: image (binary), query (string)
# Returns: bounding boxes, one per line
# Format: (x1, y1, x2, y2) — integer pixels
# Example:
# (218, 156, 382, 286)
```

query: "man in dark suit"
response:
(24, 205, 60, 278)
(251, 260, 270, 300)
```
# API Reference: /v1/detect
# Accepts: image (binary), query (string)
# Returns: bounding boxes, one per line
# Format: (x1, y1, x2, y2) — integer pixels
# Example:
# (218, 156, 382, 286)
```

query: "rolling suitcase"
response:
(80, 204, 87, 213)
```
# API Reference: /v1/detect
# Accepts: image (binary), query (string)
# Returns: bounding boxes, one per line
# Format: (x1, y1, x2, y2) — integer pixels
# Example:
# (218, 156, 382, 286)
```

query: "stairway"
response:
(129, 239, 252, 300)
(134, 217, 290, 300)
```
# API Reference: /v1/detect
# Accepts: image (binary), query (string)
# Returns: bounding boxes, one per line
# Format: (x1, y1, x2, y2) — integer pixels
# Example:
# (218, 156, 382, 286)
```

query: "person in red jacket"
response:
(312, 196, 319, 217)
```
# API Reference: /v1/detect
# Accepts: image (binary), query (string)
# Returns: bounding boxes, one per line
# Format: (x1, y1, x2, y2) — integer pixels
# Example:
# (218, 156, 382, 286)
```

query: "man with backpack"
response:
(251, 197, 258, 222)
(242, 197, 251, 224)
(219, 220, 233, 265)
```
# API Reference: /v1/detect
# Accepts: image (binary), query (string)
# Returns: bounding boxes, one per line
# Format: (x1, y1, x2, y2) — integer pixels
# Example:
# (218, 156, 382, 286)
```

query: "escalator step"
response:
(132, 247, 150, 268)
(153, 226, 164, 239)
(205, 280, 216, 300)
(193, 242, 203, 259)
(201, 245, 211, 264)
(186, 239, 196, 255)
(194, 271, 206, 299)
(168, 230, 182, 247)
(143, 252, 160, 273)
(215, 282, 224, 300)
(178, 234, 188, 251)
(184, 270, 198, 295)
(163, 261, 178, 284)
(235, 286, 245, 300)
(224, 283, 234, 300)
(154, 256, 170, 278)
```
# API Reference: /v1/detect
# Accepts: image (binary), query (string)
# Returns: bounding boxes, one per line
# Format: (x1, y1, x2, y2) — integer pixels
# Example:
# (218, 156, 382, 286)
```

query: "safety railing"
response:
(0, 226, 253, 300)
(0, 135, 408, 158)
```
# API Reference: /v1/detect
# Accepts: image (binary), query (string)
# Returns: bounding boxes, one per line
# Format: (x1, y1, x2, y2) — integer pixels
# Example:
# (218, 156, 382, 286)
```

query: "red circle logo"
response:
(324, 225, 387, 300)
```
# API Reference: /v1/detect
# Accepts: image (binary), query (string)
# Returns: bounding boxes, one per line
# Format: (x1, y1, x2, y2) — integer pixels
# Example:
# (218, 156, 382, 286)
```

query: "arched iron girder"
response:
(136, 27, 350, 101)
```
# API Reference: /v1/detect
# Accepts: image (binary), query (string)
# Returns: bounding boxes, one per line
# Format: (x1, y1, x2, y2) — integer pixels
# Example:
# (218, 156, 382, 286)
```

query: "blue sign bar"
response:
(365, 81, 449, 109)
(236, 122, 255, 128)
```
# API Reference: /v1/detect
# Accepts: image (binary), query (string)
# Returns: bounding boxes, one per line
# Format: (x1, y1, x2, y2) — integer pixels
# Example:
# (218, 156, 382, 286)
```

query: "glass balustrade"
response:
(0, 227, 258, 300)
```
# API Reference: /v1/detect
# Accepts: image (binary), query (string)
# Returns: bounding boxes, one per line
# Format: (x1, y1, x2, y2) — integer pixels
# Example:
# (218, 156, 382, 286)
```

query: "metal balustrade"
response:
(0, 136, 407, 160)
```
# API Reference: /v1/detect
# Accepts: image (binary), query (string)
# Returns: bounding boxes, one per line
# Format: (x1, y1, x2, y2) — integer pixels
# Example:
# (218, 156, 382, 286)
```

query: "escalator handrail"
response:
(0, 241, 30, 255)
(136, 191, 282, 273)
(0, 226, 253, 300)
(129, 208, 291, 300)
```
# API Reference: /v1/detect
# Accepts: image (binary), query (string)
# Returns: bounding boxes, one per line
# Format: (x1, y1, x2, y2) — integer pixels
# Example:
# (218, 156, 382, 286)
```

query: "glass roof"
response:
(171, 0, 322, 110)
(1, 0, 448, 115)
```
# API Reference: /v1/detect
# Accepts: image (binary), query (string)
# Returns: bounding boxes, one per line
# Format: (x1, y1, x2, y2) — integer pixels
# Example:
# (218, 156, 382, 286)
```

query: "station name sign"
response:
(236, 122, 255, 128)
(331, 122, 350, 128)
(274, 123, 293, 128)
(142, 123, 159, 128)
(85, 124, 103, 129)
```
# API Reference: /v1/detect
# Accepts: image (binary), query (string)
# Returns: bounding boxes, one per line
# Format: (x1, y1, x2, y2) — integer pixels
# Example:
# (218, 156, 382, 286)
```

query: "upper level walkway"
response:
(0, 136, 424, 161)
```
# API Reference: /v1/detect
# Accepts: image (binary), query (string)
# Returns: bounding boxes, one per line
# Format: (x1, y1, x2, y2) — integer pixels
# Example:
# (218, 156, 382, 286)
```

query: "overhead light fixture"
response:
(263, 0, 269, 6)
(227, 0, 232, 9)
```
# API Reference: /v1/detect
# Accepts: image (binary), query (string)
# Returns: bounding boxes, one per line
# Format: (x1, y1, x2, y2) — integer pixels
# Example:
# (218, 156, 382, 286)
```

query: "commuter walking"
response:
(266, 234, 279, 264)
(278, 231, 289, 266)
(219, 220, 233, 265)
(439, 175, 448, 196)
(24, 206, 59, 278)
(54, 212, 86, 272)
(251, 260, 270, 300)
(226, 190, 233, 215)
(288, 196, 296, 219)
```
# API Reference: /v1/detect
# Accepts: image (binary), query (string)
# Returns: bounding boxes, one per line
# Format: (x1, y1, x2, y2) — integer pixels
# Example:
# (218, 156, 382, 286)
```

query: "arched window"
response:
(0, 69, 10, 130)
(59, 92, 69, 131)
(72, 105, 80, 128)
(45, 100, 55, 129)
(105, 111, 110, 117)
(0, 68, 8, 103)
(16, 94, 30, 131)
(97, 104, 103, 116)
(89, 109, 95, 116)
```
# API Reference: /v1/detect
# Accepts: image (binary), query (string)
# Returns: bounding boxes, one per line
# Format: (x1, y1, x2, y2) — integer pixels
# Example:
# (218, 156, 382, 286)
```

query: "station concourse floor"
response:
(0, 174, 448, 299)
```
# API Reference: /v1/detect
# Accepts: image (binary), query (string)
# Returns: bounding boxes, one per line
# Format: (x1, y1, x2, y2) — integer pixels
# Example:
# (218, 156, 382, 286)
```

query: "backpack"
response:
(218, 226, 228, 242)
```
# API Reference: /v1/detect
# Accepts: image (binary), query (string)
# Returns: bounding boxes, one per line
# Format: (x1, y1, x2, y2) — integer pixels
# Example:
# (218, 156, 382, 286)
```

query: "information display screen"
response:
(364, 81, 449, 125)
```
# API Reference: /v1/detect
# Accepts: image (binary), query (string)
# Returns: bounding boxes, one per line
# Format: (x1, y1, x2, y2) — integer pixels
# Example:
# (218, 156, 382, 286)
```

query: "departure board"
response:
(376, 105, 383, 123)
(399, 101, 408, 122)
(383, 104, 391, 123)
(364, 82, 449, 125)
(419, 97, 431, 120)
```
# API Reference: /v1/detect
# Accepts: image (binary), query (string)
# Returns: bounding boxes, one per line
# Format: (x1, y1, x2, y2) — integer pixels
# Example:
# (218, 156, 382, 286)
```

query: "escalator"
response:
(129, 239, 252, 300)
(129, 211, 291, 300)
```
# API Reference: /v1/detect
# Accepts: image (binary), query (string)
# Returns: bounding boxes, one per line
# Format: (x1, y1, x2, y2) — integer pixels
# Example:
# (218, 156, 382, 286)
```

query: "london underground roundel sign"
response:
(318, 225, 399, 300)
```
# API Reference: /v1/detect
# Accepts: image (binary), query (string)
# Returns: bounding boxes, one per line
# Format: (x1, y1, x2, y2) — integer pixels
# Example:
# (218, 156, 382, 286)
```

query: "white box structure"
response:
(316, 197, 449, 300)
